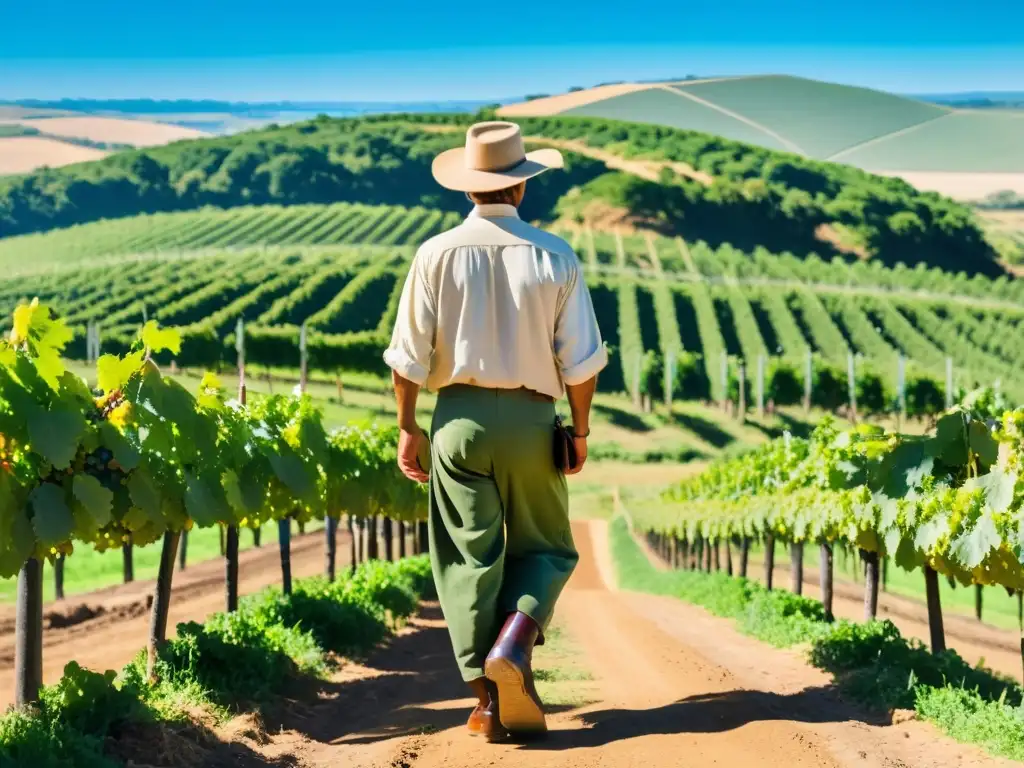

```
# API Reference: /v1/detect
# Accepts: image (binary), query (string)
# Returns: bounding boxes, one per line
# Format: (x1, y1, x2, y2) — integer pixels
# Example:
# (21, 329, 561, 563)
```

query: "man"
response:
(384, 121, 606, 741)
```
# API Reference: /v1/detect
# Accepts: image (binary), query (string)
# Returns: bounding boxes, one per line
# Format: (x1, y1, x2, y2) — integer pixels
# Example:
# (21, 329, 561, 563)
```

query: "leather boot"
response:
(466, 678, 507, 742)
(484, 612, 546, 734)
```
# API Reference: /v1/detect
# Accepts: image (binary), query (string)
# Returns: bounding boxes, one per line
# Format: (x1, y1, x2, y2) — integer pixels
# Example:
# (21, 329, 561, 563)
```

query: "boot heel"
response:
(485, 657, 547, 733)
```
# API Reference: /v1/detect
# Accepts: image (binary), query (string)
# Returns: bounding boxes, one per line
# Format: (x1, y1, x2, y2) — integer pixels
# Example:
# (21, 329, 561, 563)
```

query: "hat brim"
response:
(431, 147, 564, 192)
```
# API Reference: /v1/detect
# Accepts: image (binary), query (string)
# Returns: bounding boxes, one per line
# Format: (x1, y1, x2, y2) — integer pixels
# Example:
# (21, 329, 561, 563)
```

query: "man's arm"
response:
(565, 375, 597, 475)
(392, 370, 428, 483)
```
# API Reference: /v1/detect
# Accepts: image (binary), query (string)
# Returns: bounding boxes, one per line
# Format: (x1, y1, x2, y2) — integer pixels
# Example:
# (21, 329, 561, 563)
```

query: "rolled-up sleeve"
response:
(554, 262, 608, 386)
(383, 250, 436, 386)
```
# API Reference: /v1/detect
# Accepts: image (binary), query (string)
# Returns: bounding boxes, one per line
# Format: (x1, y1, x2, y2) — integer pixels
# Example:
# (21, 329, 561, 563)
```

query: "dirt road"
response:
(0, 530, 348, 708)
(228, 522, 1007, 768)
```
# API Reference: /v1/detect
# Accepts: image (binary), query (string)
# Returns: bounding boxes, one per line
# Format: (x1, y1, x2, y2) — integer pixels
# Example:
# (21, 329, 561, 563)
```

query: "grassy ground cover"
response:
(609, 516, 1024, 762)
(0, 556, 434, 768)
(741, 540, 1024, 633)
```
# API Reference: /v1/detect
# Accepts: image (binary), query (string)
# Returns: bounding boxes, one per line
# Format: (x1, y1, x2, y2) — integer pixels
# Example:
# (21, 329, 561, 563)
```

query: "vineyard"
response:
(632, 405, 1024, 638)
(0, 300, 428, 720)
(1, 203, 1023, 411)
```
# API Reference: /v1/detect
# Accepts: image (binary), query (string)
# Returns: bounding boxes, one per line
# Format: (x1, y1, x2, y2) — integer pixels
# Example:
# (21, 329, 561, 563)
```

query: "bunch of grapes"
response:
(84, 446, 125, 492)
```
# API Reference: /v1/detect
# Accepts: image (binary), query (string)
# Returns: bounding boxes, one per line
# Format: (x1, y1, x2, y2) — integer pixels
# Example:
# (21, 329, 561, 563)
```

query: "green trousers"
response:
(428, 384, 578, 682)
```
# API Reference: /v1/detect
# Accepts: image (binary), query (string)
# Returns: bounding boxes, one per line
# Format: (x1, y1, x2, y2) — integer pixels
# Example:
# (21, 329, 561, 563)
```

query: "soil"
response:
(192, 521, 1010, 768)
(0, 530, 348, 708)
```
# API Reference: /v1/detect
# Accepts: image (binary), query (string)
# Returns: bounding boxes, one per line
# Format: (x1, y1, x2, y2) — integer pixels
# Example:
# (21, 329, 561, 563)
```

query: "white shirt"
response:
(383, 204, 608, 400)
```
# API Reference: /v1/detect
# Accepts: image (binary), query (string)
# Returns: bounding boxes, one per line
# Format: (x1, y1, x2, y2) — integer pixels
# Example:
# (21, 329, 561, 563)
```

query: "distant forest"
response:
(0, 111, 1002, 275)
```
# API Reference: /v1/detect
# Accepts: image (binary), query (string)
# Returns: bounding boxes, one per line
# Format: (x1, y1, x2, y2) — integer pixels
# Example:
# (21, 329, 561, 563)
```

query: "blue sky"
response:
(3, 0, 1022, 100)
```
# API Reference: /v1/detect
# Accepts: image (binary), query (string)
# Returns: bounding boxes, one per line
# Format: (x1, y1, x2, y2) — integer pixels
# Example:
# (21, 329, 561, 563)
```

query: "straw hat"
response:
(431, 121, 563, 193)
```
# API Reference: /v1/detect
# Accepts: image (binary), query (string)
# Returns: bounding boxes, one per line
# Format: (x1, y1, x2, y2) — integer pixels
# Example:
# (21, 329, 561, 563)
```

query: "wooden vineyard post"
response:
(54, 554, 65, 600)
(725, 538, 734, 576)
(803, 349, 813, 413)
(398, 520, 407, 559)
(279, 517, 293, 595)
(178, 530, 188, 571)
(737, 363, 746, 422)
(819, 542, 834, 621)
(897, 355, 906, 432)
(764, 534, 775, 590)
(740, 538, 750, 578)
(669, 536, 677, 568)
(14, 557, 43, 706)
(367, 516, 380, 560)
(348, 516, 358, 573)
(383, 517, 395, 561)
(847, 352, 857, 424)
(325, 516, 338, 581)
(756, 354, 765, 420)
(277, 330, 311, 593)
(418, 520, 429, 554)
(122, 534, 134, 584)
(790, 542, 804, 596)
(712, 538, 721, 571)
(862, 550, 880, 620)
(299, 321, 309, 394)
(924, 566, 946, 652)
(148, 531, 181, 682)
(680, 538, 690, 569)
(225, 526, 239, 612)
(703, 538, 713, 572)
(226, 318, 245, 612)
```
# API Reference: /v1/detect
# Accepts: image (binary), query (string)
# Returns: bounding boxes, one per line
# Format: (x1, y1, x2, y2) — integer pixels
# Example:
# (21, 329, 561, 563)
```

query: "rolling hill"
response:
(0, 112, 1000, 277)
(499, 75, 1024, 200)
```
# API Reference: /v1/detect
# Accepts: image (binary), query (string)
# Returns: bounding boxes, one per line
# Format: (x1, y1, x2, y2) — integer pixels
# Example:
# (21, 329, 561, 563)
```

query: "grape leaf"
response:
(29, 482, 74, 546)
(965, 467, 1016, 514)
(184, 472, 230, 527)
(140, 322, 182, 355)
(127, 471, 162, 520)
(99, 422, 141, 472)
(933, 410, 969, 467)
(269, 449, 314, 500)
(72, 475, 113, 528)
(969, 420, 999, 470)
(0, 475, 33, 578)
(27, 403, 86, 469)
(97, 351, 145, 395)
(951, 510, 1001, 570)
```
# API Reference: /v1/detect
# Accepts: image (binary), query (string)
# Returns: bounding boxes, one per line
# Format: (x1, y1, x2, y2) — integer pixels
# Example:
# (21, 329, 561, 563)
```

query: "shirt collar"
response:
(468, 204, 520, 221)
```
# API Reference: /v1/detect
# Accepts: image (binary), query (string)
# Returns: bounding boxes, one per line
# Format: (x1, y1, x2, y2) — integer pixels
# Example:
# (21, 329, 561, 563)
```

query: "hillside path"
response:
(251, 521, 1008, 768)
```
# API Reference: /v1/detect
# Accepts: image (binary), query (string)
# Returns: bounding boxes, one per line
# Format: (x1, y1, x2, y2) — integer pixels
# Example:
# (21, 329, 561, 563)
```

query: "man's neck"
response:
(468, 203, 520, 220)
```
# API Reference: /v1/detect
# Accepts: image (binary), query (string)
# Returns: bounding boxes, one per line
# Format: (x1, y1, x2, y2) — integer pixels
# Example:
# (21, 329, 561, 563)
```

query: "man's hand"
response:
(398, 426, 429, 483)
(565, 434, 588, 475)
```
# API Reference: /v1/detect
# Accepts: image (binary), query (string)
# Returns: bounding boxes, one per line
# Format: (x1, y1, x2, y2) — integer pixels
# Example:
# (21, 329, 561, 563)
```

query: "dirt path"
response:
(230, 521, 1006, 768)
(0, 530, 350, 708)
